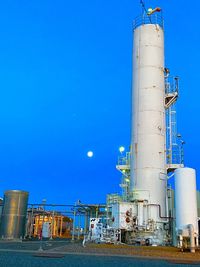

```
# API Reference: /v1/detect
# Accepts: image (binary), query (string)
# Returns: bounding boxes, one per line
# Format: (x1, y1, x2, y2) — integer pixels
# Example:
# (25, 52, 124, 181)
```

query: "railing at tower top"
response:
(166, 143, 183, 165)
(133, 13, 164, 30)
(165, 76, 179, 95)
(116, 152, 131, 202)
(117, 152, 131, 166)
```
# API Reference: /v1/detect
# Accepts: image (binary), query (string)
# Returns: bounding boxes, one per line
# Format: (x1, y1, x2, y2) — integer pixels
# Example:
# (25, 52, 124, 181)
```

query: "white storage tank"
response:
(42, 222, 51, 238)
(175, 168, 198, 236)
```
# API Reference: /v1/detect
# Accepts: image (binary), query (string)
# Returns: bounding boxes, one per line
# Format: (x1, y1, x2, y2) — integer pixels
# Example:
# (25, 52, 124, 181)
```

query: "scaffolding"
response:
(165, 75, 184, 173)
(116, 152, 131, 201)
(25, 202, 107, 241)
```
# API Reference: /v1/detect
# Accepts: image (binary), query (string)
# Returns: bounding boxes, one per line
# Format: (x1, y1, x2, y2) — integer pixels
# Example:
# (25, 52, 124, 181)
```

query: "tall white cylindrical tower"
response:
(130, 20, 167, 224)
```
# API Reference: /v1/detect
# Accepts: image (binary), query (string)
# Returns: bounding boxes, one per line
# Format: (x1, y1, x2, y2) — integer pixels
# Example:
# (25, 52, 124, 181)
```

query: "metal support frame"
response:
(116, 152, 131, 201)
(165, 76, 184, 172)
(25, 202, 106, 241)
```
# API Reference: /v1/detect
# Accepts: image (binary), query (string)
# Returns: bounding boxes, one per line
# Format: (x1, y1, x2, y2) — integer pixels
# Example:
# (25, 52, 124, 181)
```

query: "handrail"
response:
(165, 76, 179, 95)
(133, 13, 164, 30)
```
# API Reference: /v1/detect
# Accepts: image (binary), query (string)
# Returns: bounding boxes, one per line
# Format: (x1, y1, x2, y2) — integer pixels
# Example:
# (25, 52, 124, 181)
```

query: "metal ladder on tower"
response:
(116, 152, 131, 201)
(165, 73, 184, 173)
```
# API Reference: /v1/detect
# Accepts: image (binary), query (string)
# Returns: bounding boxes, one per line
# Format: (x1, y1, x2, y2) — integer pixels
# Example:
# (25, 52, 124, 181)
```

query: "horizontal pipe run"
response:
(147, 204, 172, 219)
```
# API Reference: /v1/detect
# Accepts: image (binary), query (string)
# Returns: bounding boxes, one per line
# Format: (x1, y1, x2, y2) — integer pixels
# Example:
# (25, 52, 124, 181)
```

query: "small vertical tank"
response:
(0, 190, 29, 240)
(175, 168, 198, 236)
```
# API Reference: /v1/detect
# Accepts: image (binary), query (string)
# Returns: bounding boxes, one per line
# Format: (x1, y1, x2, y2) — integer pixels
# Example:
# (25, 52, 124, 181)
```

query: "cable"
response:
(140, 0, 148, 14)
(140, 0, 152, 24)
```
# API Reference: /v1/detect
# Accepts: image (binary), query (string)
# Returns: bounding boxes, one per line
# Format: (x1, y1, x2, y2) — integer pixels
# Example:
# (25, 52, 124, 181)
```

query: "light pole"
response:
(38, 199, 46, 251)
(71, 202, 76, 242)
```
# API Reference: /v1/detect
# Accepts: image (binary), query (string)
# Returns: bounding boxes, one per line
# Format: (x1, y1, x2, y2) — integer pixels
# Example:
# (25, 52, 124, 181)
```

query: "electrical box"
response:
(111, 202, 136, 231)
(89, 218, 103, 241)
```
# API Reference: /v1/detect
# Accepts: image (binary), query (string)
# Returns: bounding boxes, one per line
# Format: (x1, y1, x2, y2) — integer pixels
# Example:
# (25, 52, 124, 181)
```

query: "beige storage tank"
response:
(0, 190, 29, 240)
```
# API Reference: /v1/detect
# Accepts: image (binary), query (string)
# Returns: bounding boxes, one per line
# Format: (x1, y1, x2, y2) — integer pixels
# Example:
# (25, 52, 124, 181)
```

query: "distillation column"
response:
(130, 18, 167, 243)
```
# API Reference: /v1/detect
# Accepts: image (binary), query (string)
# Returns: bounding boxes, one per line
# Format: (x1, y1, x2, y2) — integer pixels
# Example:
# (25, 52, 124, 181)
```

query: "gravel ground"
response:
(52, 242, 200, 264)
(0, 240, 71, 251)
(0, 240, 200, 266)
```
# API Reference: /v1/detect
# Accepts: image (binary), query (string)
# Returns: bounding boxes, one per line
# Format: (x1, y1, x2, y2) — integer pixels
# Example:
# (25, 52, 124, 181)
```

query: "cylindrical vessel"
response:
(0, 190, 29, 239)
(130, 23, 166, 221)
(175, 168, 198, 235)
(42, 222, 51, 238)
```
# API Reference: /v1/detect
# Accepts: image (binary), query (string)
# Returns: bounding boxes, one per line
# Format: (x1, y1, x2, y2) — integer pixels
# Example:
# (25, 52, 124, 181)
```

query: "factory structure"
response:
(0, 3, 198, 254)
(85, 4, 199, 252)
(0, 190, 74, 240)
(0, 190, 106, 242)
(104, 5, 199, 250)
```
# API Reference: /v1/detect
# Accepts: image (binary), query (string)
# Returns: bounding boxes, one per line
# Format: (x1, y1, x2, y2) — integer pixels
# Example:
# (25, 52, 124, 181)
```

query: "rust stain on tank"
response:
(135, 143, 138, 154)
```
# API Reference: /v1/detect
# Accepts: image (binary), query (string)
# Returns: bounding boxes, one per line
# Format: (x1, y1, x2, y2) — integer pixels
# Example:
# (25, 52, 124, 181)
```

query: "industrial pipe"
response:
(188, 224, 195, 253)
(147, 204, 172, 220)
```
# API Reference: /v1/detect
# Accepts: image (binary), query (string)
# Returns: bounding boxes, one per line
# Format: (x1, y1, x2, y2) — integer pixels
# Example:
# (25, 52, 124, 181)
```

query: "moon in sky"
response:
(87, 151, 93, 158)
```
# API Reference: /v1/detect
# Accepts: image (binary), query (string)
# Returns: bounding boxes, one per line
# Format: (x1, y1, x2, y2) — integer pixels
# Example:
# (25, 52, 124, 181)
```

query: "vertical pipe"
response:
(60, 216, 63, 237)
(169, 106, 172, 164)
(50, 210, 54, 240)
(96, 207, 98, 218)
(138, 202, 144, 226)
(72, 205, 76, 241)
(53, 214, 56, 236)
(77, 213, 80, 240)
(29, 205, 34, 238)
(84, 211, 87, 235)
(189, 224, 195, 253)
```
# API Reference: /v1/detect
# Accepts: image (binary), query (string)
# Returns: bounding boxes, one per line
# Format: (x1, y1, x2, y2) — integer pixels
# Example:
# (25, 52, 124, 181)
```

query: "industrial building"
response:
(0, 2, 198, 254)
(0, 190, 106, 241)
(26, 208, 73, 239)
(0, 191, 73, 240)
(86, 3, 199, 252)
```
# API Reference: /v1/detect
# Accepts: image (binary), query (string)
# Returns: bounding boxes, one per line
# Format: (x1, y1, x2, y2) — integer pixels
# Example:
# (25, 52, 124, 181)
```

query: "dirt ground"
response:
(52, 242, 200, 264)
(1, 240, 200, 265)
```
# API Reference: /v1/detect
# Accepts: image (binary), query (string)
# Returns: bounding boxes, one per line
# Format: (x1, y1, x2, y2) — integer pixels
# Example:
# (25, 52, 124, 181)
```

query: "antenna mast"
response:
(140, 0, 148, 15)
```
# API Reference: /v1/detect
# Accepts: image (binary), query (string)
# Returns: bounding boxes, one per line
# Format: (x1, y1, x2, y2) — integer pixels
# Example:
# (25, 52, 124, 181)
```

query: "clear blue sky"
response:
(0, 0, 199, 204)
